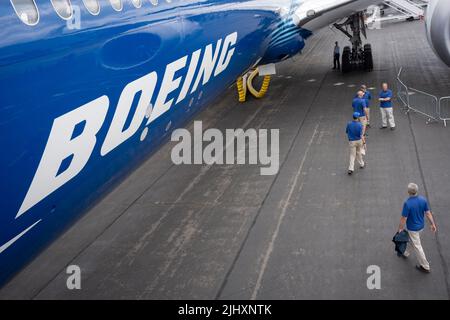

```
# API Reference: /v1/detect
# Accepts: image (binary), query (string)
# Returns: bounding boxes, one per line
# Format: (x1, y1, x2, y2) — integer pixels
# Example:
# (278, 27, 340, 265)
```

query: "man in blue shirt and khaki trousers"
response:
(379, 83, 396, 130)
(397, 183, 437, 273)
(346, 112, 365, 175)
(352, 91, 369, 135)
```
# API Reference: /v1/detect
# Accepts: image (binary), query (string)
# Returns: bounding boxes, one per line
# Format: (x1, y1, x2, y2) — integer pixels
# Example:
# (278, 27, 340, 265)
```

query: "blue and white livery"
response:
(0, 0, 382, 285)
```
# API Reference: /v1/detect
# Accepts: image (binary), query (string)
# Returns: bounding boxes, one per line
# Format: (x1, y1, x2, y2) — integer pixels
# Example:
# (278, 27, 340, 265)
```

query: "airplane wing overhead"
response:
(293, 0, 381, 30)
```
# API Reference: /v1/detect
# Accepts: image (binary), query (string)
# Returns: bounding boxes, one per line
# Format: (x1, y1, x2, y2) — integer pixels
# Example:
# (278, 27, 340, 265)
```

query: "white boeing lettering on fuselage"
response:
(16, 32, 238, 218)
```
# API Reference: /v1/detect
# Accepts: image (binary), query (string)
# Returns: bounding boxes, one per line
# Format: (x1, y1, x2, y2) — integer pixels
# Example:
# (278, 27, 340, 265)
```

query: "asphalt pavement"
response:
(1, 20, 449, 300)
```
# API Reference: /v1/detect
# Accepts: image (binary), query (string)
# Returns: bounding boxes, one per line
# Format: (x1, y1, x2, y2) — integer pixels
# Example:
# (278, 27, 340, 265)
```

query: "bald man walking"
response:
(397, 183, 437, 273)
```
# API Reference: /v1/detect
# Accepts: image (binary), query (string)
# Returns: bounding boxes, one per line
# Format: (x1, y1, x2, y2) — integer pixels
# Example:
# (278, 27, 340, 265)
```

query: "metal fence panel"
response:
(397, 68, 409, 109)
(397, 68, 441, 125)
(407, 87, 439, 123)
(439, 97, 450, 127)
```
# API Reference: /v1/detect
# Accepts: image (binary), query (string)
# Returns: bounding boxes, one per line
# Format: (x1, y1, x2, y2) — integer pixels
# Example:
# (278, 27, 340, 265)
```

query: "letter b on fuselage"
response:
(16, 96, 109, 218)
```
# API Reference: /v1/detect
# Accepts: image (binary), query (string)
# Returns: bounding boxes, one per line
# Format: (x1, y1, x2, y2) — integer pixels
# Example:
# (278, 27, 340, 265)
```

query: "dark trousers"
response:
(333, 54, 340, 69)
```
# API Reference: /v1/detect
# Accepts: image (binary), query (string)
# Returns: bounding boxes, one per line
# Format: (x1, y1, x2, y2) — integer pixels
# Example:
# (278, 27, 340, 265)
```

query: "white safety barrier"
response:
(439, 97, 450, 127)
(396, 68, 410, 109)
(396, 68, 447, 125)
(407, 87, 439, 123)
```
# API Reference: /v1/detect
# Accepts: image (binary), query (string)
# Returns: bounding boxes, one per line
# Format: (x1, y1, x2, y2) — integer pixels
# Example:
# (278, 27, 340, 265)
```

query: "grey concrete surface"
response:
(1, 20, 449, 300)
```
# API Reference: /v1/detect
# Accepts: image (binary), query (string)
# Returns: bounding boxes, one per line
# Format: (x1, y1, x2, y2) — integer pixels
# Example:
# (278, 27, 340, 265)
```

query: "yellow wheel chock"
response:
(236, 68, 271, 102)
(237, 76, 247, 102)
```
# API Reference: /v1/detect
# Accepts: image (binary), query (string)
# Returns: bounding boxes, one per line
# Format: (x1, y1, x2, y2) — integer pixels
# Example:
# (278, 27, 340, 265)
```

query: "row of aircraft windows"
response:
(10, 0, 171, 26)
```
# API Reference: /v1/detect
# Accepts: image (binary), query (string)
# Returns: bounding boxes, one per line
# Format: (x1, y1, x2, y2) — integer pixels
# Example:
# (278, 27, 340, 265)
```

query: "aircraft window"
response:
(131, 0, 142, 8)
(82, 0, 100, 15)
(10, 0, 39, 26)
(110, 0, 123, 11)
(50, 0, 73, 20)
(149, 0, 158, 5)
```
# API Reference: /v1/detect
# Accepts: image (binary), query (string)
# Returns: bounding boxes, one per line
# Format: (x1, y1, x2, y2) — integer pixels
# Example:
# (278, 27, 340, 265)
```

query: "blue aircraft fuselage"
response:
(0, 0, 311, 285)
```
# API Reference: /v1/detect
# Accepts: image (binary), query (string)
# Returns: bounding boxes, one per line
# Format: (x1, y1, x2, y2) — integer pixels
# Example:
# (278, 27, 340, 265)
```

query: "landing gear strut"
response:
(334, 12, 373, 73)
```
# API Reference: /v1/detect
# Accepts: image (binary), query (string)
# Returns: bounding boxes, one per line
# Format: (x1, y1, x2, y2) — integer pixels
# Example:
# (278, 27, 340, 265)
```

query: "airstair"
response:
(384, 0, 425, 17)
(367, 0, 427, 26)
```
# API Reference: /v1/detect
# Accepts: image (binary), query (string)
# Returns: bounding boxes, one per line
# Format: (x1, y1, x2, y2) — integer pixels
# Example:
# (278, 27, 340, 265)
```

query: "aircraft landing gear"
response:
(334, 12, 373, 73)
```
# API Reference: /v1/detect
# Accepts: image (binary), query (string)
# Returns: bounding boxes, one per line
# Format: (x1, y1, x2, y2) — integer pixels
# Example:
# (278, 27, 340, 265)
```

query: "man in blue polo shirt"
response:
(352, 91, 368, 135)
(379, 82, 396, 130)
(345, 112, 365, 175)
(397, 183, 437, 273)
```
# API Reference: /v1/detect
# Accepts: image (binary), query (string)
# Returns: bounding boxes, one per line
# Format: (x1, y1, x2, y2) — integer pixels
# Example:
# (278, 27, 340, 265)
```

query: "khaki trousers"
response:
(405, 229, 430, 270)
(348, 140, 364, 171)
(359, 116, 367, 134)
(380, 107, 395, 128)
(359, 116, 367, 127)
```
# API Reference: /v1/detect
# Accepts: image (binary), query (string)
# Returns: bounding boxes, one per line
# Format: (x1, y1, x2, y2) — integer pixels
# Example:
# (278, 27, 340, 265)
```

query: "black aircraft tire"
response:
(342, 46, 351, 73)
(368, 50, 373, 71)
(363, 45, 373, 71)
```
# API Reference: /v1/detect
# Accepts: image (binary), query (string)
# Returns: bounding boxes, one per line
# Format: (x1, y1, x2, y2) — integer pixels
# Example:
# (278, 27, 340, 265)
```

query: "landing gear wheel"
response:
(342, 46, 351, 73)
(363, 44, 373, 71)
(334, 12, 375, 73)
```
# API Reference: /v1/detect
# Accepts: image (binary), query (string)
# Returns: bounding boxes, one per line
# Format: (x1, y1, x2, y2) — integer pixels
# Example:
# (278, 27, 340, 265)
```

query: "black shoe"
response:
(380, 126, 387, 129)
(367, 124, 371, 128)
(360, 165, 365, 169)
(390, 127, 396, 131)
(416, 265, 431, 273)
(348, 170, 353, 175)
